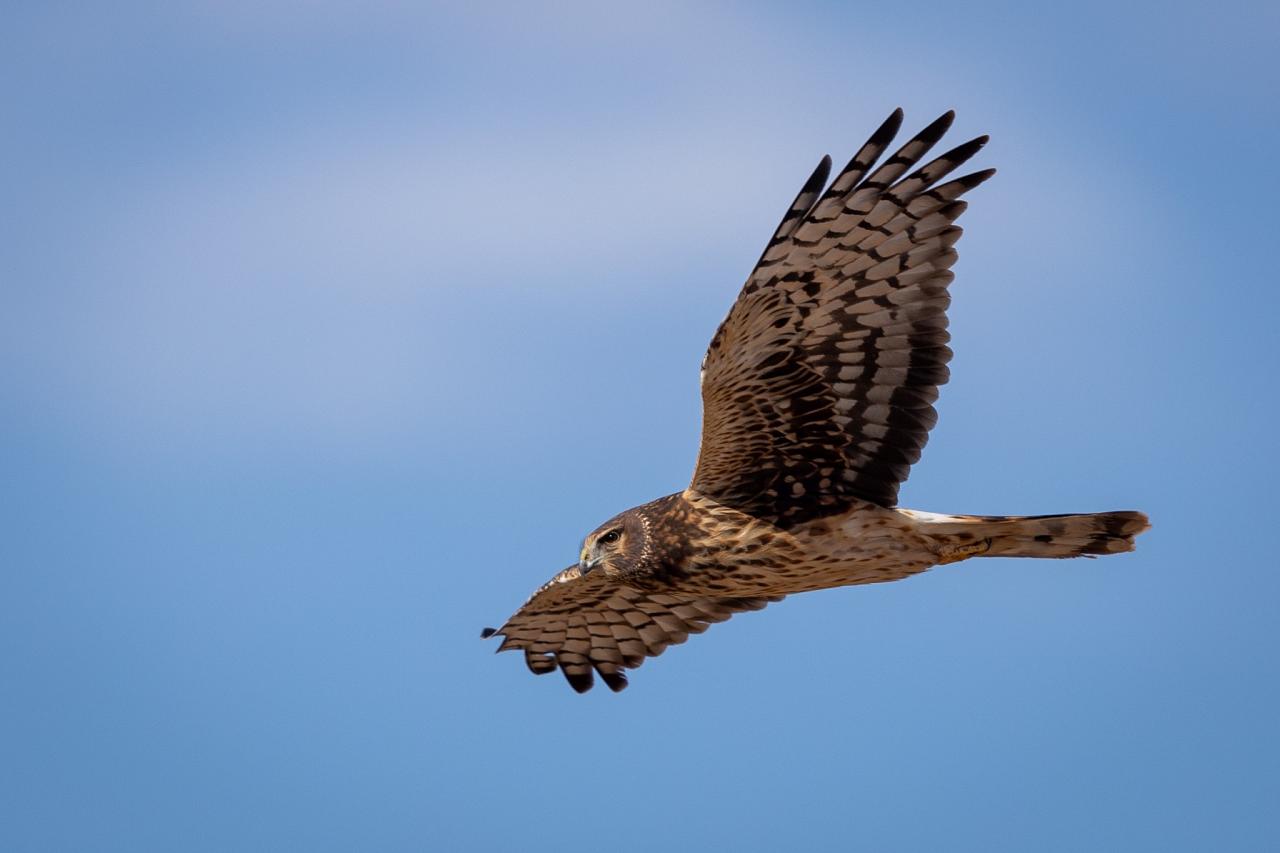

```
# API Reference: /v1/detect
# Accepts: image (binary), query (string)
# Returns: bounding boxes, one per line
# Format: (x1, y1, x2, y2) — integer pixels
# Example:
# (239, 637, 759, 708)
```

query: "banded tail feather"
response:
(906, 510, 1152, 561)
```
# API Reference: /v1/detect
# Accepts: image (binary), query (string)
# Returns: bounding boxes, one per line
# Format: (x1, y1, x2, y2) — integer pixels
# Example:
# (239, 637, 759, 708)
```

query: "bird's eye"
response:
(600, 529, 621, 545)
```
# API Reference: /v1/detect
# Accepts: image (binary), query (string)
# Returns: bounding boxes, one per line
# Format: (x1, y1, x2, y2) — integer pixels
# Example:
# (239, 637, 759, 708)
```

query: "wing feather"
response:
(483, 566, 782, 693)
(693, 111, 994, 523)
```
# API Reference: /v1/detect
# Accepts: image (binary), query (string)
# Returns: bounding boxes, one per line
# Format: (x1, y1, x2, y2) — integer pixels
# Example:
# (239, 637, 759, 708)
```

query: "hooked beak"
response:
(579, 547, 601, 576)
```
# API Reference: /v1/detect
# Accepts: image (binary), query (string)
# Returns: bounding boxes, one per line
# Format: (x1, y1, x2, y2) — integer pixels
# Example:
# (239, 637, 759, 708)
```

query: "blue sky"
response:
(3, 2, 1278, 850)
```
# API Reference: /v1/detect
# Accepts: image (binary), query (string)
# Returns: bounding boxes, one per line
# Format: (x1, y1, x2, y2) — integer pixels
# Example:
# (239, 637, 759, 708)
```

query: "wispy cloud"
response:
(3, 2, 1164, 461)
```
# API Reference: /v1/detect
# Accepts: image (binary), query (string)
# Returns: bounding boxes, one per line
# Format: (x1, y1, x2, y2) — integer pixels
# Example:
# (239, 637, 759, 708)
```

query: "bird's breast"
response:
(658, 496, 937, 598)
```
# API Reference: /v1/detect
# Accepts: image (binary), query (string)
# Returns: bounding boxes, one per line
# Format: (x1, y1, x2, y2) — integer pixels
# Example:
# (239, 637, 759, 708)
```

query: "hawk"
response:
(482, 109, 1150, 693)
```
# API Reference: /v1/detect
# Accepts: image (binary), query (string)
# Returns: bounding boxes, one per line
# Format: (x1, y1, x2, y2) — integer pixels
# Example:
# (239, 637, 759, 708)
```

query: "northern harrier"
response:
(482, 109, 1149, 693)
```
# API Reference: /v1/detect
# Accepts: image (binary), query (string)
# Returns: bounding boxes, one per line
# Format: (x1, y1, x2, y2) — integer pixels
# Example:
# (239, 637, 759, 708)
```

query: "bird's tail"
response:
(904, 509, 1151, 562)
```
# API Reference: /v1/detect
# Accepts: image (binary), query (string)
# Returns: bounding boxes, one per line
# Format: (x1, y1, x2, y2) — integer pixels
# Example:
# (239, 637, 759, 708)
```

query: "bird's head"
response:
(578, 511, 644, 578)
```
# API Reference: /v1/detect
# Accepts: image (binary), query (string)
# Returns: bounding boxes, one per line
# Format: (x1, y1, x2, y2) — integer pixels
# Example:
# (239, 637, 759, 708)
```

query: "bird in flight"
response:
(482, 109, 1149, 693)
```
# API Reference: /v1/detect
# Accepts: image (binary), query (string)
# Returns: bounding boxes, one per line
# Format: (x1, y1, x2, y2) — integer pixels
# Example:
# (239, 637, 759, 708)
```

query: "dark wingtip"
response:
(600, 669, 630, 692)
(946, 135, 990, 164)
(958, 167, 998, 189)
(917, 110, 957, 145)
(480, 627, 498, 639)
(870, 109, 905, 147)
(564, 670, 595, 693)
(802, 155, 833, 194)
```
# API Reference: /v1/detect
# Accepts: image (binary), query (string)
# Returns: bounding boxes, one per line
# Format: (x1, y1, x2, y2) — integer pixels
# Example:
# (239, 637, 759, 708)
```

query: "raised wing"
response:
(692, 109, 994, 526)
(482, 566, 782, 693)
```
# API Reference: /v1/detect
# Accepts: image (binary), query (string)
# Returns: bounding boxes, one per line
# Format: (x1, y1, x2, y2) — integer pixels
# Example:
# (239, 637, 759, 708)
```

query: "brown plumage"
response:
(482, 110, 1150, 693)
